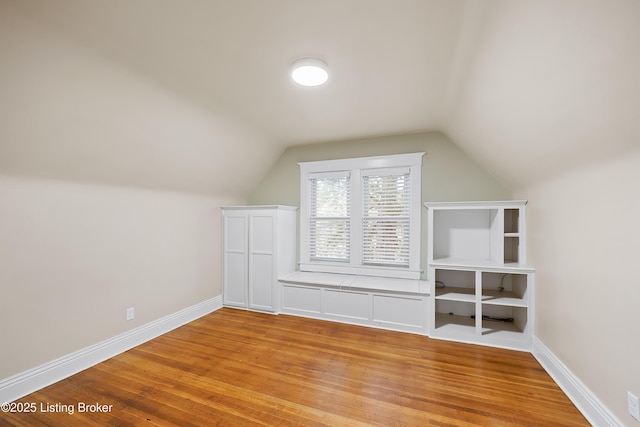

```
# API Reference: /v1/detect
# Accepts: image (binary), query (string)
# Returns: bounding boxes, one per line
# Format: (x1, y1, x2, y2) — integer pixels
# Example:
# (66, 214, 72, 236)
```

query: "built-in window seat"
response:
(278, 271, 430, 335)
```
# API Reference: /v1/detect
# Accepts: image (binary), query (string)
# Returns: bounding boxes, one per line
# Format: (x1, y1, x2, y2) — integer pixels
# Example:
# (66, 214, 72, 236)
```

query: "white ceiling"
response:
(2, 0, 640, 193)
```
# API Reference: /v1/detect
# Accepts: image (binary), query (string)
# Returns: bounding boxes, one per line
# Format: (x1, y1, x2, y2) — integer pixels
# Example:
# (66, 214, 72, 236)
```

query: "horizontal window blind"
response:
(309, 175, 350, 261)
(362, 172, 410, 267)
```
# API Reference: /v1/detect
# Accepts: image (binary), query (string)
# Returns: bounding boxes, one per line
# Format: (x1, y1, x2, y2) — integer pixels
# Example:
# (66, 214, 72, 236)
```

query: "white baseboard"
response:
(0, 296, 223, 405)
(532, 336, 623, 427)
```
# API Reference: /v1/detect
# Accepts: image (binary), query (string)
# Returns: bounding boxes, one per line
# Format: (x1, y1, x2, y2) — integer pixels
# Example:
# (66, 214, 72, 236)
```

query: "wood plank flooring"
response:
(2, 308, 588, 426)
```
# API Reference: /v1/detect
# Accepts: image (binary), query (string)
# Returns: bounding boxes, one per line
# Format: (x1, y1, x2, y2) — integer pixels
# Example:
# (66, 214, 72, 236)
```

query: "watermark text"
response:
(2, 401, 113, 415)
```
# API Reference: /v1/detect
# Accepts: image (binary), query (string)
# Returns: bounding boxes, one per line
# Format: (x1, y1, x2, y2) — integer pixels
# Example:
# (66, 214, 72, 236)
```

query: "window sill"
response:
(280, 271, 429, 295)
(298, 262, 422, 280)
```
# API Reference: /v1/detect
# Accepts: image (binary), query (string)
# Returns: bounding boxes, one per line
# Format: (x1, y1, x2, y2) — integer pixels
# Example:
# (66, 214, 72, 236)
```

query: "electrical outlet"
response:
(629, 391, 640, 422)
(126, 307, 135, 321)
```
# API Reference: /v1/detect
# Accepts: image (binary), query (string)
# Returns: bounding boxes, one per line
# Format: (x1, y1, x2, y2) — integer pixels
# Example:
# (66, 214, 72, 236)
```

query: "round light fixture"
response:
(291, 58, 329, 86)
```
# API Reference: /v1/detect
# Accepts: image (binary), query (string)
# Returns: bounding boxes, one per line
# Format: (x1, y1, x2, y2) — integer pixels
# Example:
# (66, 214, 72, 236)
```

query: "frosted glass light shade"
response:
(291, 58, 329, 86)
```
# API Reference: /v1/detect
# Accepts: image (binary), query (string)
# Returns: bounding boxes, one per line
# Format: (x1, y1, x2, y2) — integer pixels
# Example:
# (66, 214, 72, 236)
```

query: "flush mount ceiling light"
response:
(291, 58, 329, 86)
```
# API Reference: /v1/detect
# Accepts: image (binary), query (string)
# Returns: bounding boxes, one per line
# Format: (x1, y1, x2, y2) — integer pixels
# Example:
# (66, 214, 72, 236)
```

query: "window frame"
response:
(299, 152, 424, 279)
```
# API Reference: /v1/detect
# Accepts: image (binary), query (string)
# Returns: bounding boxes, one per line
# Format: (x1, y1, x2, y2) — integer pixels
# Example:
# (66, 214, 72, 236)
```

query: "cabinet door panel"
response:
(324, 290, 369, 320)
(282, 285, 322, 313)
(224, 252, 247, 306)
(223, 214, 248, 307)
(225, 216, 246, 252)
(249, 253, 274, 310)
(373, 294, 424, 328)
(250, 215, 274, 253)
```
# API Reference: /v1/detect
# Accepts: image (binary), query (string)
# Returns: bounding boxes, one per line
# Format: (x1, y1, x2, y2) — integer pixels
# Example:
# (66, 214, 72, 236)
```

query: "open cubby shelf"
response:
(435, 287, 475, 303)
(481, 291, 527, 307)
(425, 201, 535, 351)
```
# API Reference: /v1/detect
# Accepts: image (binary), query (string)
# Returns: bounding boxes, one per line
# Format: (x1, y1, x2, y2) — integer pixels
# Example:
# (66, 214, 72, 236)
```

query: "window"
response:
(309, 173, 350, 261)
(299, 153, 423, 279)
(362, 169, 410, 267)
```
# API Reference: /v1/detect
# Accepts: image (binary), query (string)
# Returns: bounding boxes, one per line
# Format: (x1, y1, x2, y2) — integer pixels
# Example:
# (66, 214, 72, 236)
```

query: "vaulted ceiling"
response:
(2, 0, 639, 194)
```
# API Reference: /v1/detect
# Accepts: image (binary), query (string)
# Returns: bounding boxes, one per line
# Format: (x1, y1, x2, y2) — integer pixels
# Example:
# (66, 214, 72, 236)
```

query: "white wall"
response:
(0, 176, 243, 379)
(515, 149, 640, 425)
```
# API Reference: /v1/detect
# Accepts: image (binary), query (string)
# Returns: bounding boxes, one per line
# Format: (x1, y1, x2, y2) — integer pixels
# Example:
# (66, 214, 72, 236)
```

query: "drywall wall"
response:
(249, 131, 510, 206)
(248, 131, 511, 278)
(0, 176, 242, 379)
(515, 149, 640, 425)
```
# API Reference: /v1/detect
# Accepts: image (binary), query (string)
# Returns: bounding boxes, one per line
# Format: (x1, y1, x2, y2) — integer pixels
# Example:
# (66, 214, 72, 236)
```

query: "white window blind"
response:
(309, 173, 350, 262)
(362, 170, 410, 267)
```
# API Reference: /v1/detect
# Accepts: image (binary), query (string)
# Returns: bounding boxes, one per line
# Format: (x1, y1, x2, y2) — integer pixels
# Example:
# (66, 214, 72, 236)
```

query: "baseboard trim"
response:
(532, 336, 623, 427)
(0, 296, 223, 404)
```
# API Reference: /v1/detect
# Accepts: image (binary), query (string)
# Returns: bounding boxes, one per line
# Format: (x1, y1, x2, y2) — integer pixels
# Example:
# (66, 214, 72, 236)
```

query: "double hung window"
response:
(299, 153, 423, 279)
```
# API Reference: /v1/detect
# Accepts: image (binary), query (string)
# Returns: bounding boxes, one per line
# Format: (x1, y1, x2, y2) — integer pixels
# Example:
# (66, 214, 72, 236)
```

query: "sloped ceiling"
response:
(2, 0, 639, 194)
(444, 0, 640, 189)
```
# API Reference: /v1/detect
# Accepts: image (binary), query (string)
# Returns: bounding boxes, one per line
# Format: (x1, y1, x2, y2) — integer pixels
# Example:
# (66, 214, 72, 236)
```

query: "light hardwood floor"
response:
(2, 308, 588, 426)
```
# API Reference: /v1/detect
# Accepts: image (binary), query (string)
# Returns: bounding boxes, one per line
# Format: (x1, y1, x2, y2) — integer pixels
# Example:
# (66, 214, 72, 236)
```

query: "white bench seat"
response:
(278, 271, 430, 335)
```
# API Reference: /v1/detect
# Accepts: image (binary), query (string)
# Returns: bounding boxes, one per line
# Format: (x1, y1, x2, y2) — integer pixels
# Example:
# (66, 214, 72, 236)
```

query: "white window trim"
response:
(299, 152, 424, 280)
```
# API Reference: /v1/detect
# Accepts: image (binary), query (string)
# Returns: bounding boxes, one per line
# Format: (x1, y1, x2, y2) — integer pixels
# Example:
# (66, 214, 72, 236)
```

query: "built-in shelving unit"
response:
(425, 200, 535, 351)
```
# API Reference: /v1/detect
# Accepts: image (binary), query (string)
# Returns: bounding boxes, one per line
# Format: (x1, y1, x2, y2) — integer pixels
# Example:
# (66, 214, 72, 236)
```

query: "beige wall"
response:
(0, 176, 243, 378)
(515, 149, 640, 424)
(249, 131, 512, 279)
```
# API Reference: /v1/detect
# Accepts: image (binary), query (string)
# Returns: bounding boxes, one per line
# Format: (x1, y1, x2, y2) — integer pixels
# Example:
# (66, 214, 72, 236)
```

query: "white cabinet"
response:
(279, 272, 429, 334)
(222, 206, 297, 313)
(425, 201, 534, 351)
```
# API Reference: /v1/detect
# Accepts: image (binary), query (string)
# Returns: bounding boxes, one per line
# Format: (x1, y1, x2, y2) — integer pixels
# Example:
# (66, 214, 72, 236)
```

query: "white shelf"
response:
(431, 313, 530, 350)
(481, 290, 527, 307)
(431, 257, 534, 272)
(435, 287, 475, 303)
(480, 318, 521, 334)
(436, 287, 527, 306)
(480, 319, 530, 350)
(433, 313, 476, 336)
(425, 200, 528, 209)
